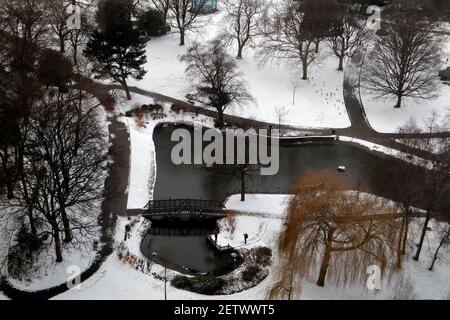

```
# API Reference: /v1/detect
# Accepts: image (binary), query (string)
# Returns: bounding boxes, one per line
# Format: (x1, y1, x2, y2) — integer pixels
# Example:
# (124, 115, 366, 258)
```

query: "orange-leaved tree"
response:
(269, 171, 399, 299)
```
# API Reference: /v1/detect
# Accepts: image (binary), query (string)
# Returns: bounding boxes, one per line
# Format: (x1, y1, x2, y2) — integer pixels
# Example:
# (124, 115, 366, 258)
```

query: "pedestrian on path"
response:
(124, 224, 131, 241)
(244, 233, 248, 244)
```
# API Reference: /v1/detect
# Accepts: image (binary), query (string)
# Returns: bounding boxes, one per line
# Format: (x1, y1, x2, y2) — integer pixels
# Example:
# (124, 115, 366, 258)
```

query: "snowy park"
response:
(0, 0, 450, 305)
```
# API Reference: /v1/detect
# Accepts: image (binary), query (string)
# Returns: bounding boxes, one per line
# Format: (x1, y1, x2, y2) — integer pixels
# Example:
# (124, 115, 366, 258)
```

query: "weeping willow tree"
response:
(269, 171, 400, 299)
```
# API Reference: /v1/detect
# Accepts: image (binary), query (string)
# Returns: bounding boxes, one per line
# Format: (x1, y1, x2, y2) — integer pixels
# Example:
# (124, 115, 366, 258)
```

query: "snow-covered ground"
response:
(361, 36, 450, 133)
(8, 246, 97, 291)
(0, 98, 109, 293)
(127, 3, 351, 129)
(54, 193, 450, 300)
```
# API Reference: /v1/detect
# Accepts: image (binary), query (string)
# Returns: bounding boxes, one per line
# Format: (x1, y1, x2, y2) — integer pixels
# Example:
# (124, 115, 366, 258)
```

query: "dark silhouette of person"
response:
(244, 233, 248, 244)
(124, 224, 131, 241)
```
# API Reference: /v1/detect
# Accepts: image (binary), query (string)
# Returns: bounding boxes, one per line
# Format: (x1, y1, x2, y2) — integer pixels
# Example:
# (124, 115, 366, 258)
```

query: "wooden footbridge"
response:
(144, 199, 228, 221)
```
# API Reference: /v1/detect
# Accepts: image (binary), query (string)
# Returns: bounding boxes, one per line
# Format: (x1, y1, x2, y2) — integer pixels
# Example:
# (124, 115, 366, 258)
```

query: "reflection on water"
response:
(153, 124, 384, 201)
(141, 227, 235, 273)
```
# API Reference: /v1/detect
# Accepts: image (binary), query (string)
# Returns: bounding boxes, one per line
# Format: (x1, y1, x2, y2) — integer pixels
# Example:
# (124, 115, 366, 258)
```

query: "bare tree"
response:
(413, 115, 450, 262)
(363, 13, 443, 108)
(328, 3, 366, 71)
(46, 0, 71, 54)
(270, 171, 398, 294)
(374, 126, 424, 268)
(181, 39, 253, 128)
(301, 0, 337, 54)
(220, 0, 267, 59)
(168, 0, 207, 46)
(151, 0, 170, 22)
(288, 78, 299, 105)
(24, 89, 107, 260)
(0, 0, 51, 237)
(259, 0, 317, 80)
(67, 3, 95, 67)
(274, 106, 289, 136)
(429, 224, 449, 271)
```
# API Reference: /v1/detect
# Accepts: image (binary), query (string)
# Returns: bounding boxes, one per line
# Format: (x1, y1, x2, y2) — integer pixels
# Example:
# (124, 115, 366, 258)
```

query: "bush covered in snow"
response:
(172, 274, 225, 295)
(439, 67, 450, 81)
(7, 224, 43, 281)
(125, 104, 164, 117)
(252, 247, 272, 267)
(241, 265, 261, 282)
(137, 9, 170, 38)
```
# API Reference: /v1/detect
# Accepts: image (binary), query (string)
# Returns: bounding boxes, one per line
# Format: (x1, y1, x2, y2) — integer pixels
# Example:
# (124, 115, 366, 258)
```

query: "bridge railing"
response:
(144, 199, 225, 215)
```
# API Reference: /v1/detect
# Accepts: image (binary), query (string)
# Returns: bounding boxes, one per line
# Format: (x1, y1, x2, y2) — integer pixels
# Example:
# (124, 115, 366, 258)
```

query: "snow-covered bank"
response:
(340, 136, 413, 159)
(225, 194, 290, 218)
(7, 247, 97, 292)
(339, 136, 433, 169)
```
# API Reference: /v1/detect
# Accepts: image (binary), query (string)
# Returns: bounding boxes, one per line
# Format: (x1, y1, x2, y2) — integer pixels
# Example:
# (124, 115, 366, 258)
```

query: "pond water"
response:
(141, 226, 235, 274)
(153, 124, 387, 200)
(141, 124, 396, 274)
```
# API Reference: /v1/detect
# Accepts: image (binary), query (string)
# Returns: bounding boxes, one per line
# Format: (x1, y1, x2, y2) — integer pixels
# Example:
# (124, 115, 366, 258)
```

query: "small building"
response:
(193, 0, 218, 13)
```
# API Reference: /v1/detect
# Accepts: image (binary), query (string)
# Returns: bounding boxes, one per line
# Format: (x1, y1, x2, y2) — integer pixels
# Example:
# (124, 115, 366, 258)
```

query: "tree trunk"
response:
(6, 179, 14, 199)
(27, 207, 36, 237)
(60, 37, 65, 54)
(429, 237, 444, 271)
(18, 145, 37, 236)
(315, 40, 320, 53)
(302, 60, 308, 80)
(429, 226, 448, 271)
(401, 215, 409, 254)
(61, 208, 73, 243)
(413, 212, 431, 261)
(216, 107, 225, 129)
(1, 164, 14, 199)
(179, 28, 185, 46)
(237, 45, 243, 59)
(395, 94, 402, 108)
(1, 149, 15, 199)
(54, 228, 63, 263)
(73, 45, 78, 66)
(338, 55, 344, 71)
(122, 79, 132, 100)
(396, 215, 406, 269)
(240, 169, 245, 201)
(317, 246, 331, 287)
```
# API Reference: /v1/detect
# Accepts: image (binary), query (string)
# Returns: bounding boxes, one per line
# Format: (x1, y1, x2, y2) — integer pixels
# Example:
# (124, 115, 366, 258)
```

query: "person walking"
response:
(244, 233, 248, 244)
(124, 224, 131, 241)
